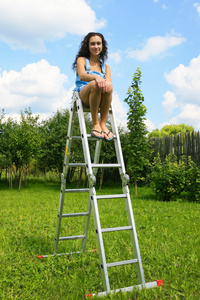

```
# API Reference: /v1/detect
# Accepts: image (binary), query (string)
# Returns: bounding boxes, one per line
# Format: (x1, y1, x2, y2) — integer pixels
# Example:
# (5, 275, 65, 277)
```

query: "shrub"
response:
(150, 154, 186, 201)
(185, 158, 200, 202)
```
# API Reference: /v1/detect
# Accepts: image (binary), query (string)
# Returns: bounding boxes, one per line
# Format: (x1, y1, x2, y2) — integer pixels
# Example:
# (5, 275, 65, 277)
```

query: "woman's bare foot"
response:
(100, 123, 113, 141)
(91, 124, 104, 139)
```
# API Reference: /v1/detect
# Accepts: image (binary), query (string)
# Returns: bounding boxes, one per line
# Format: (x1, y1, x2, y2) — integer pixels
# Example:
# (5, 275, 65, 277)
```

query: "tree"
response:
(124, 67, 149, 195)
(1, 108, 41, 189)
(148, 124, 194, 138)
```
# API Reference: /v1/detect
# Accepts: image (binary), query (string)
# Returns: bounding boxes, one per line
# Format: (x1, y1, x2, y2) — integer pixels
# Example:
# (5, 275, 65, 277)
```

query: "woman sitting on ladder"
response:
(72, 32, 113, 141)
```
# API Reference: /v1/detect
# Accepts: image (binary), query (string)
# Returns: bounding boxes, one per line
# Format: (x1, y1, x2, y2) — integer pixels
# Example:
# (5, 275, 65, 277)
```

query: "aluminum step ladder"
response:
(52, 91, 162, 297)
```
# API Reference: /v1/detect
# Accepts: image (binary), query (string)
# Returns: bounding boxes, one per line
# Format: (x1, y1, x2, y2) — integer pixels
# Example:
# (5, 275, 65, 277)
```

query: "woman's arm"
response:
(77, 57, 102, 82)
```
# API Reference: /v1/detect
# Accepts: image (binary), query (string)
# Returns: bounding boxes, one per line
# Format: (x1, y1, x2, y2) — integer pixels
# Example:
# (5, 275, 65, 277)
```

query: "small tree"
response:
(124, 67, 148, 195)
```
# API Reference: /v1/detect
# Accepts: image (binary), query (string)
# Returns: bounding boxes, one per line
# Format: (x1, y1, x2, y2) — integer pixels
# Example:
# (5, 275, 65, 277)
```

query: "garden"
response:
(1, 69, 200, 299)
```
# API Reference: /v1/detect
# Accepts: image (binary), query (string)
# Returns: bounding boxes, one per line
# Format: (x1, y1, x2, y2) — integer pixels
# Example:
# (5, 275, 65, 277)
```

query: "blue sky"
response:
(0, 0, 200, 131)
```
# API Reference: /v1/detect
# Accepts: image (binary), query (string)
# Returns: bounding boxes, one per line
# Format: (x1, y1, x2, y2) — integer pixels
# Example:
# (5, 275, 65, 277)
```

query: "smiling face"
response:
(88, 35, 103, 57)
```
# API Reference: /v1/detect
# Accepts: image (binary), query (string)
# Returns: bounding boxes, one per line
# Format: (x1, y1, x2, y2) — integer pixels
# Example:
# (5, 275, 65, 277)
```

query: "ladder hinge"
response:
(88, 174, 96, 188)
(121, 173, 130, 186)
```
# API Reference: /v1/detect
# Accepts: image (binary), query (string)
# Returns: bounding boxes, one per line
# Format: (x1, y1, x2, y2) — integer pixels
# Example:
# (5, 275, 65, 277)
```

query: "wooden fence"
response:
(150, 131, 200, 165)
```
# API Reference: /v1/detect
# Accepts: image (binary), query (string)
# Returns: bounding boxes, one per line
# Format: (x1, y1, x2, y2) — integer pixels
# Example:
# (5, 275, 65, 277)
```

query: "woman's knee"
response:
(106, 81, 113, 94)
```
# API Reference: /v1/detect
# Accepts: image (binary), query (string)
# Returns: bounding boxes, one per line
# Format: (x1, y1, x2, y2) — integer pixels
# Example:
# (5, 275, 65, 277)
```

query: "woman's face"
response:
(88, 35, 103, 57)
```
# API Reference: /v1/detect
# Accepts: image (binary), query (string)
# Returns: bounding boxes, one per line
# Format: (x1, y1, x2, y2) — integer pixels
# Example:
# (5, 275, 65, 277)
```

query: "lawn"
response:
(0, 179, 200, 299)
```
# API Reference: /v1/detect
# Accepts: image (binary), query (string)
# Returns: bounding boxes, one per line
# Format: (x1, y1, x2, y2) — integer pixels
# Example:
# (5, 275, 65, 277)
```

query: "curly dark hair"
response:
(72, 32, 108, 71)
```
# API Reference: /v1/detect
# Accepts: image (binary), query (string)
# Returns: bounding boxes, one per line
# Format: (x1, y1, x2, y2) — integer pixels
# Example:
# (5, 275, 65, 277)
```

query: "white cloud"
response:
(127, 34, 186, 61)
(194, 3, 200, 15)
(164, 55, 200, 104)
(0, 59, 72, 114)
(159, 104, 200, 130)
(145, 119, 156, 132)
(162, 55, 200, 130)
(112, 92, 127, 127)
(0, 0, 106, 51)
(162, 91, 178, 115)
(109, 51, 122, 64)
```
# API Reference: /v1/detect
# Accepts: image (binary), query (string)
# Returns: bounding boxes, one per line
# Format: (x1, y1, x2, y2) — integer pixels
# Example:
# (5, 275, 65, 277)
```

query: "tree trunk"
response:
(99, 168, 105, 190)
(19, 167, 24, 191)
(9, 167, 13, 190)
(44, 168, 47, 185)
(134, 171, 138, 196)
(77, 167, 83, 188)
(83, 168, 88, 188)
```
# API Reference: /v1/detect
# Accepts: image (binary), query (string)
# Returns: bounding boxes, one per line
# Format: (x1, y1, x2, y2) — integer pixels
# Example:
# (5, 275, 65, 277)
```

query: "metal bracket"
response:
(88, 174, 96, 188)
(121, 173, 130, 186)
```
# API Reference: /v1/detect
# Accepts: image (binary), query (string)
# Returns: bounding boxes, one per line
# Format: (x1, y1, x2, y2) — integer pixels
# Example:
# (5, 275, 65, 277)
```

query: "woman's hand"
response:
(95, 76, 108, 93)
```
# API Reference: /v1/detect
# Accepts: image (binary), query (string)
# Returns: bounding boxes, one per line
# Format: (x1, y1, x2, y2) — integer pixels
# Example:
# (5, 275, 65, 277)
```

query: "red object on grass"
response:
(157, 279, 164, 286)
(84, 293, 93, 299)
(37, 255, 43, 259)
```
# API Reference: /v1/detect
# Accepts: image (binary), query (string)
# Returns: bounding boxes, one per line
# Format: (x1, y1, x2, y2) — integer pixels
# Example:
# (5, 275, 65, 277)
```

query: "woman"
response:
(72, 32, 113, 141)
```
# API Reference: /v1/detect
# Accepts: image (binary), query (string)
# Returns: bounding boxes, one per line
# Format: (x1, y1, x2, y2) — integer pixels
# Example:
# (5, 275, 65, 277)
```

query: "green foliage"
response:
(148, 123, 194, 138)
(185, 158, 200, 201)
(124, 68, 149, 187)
(150, 154, 185, 201)
(150, 154, 200, 202)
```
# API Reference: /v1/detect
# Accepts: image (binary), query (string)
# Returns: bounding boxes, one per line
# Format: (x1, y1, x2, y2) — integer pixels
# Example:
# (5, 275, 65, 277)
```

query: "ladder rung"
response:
(71, 135, 116, 140)
(107, 259, 139, 268)
(68, 163, 85, 167)
(96, 194, 127, 200)
(92, 163, 121, 168)
(65, 188, 90, 193)
(101, 226, 132, 233)
(68, 163, 121, 168)
(59, 235, 85, 241)
(62, 212, 89, 217)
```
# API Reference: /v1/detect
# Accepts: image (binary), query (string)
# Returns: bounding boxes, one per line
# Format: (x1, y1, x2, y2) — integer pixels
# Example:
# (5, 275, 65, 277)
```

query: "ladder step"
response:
(59, 235, 85, 241)
(92, 163, 121, 168)
(69, 163, 85, 167)
(62, 212, 89, 217)
(65, 188, 90, 193)
(72, 135, 116, 140)
(101, 226, 132, 233)
(107, 259, 139, 268)
(96, 194, 127, 200)
(68, 163, 121, 168)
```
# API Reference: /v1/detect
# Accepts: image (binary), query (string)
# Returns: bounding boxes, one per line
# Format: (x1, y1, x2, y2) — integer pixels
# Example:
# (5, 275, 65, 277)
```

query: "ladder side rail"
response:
(109, 103, 126, 175)
(81, 140, 102, 250)
(122, 184, 146, 287)
(93, 139, 103, 177)
(74, 92, 94, 252)
(54, 97, 76, 254)
(63, 94, 77, 178)
(90, 188, 111, 292)
(81, 193, 92, 252)
(110, 103, 146, 287)
(75, 92, 93, 175)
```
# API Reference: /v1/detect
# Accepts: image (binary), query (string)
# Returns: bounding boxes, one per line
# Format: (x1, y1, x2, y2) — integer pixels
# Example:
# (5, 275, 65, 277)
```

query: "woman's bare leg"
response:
(79, 81, 104, 138)
(100, 82, 113, 140)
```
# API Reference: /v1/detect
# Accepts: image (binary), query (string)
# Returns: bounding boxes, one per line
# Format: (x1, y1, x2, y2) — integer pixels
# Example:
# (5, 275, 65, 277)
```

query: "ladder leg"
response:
(122, 182, 145, 286)
(110, 103, 146, 287)
(90, 187, 110, 292)
(54, 96, 76, 254)
(81, 194, 91, 251)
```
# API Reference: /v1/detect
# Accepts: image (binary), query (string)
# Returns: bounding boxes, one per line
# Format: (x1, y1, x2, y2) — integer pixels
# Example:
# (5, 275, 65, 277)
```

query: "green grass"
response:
(0, 179, 200, 299)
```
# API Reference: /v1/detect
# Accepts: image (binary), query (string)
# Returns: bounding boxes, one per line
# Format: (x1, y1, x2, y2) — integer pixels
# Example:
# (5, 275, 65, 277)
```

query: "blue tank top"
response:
(74, 58, 106, 92)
